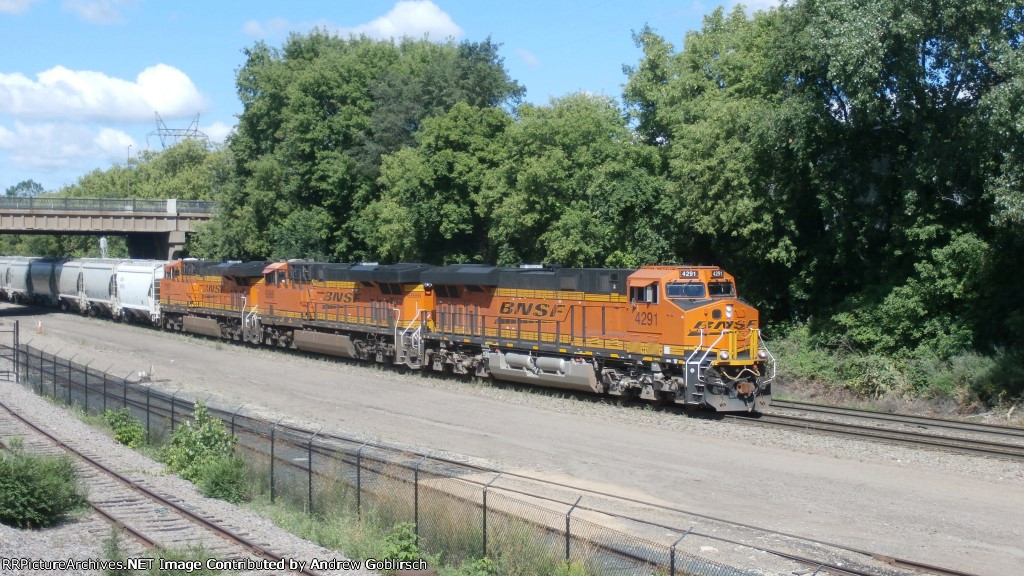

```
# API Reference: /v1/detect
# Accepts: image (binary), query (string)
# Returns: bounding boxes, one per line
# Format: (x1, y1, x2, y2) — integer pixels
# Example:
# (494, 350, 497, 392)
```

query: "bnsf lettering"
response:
(322, 291, 355, 303)
(691, 320, 757, 331)
(498, 302, 567, 317)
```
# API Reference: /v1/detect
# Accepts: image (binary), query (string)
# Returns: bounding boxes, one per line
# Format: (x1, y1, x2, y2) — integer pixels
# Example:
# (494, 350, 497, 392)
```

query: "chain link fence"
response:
(3, 337, 767, 576)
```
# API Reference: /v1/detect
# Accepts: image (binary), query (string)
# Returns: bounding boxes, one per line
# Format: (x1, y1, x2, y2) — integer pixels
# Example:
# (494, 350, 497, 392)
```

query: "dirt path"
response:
(3, 305, 1022, 575)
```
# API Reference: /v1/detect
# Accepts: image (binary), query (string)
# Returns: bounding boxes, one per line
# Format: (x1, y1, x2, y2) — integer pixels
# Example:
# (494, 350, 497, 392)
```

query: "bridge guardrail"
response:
(0, 197, 215, 214)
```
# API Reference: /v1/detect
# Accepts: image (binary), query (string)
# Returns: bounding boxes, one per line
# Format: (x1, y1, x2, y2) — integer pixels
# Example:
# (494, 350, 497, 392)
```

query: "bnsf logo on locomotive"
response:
(498, 301, 567, 317)
(322, 291, 355, 303)
(689, 320, 757, 334)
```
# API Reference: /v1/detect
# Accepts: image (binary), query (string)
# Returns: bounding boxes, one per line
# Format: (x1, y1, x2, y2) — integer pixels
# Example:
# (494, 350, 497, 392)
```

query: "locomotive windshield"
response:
(708, 281, 734, 297)
(666, 282, 705, 299)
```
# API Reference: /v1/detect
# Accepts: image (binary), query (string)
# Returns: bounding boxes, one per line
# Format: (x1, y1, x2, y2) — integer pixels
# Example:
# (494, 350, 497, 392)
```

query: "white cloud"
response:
(202, 121, 234, 144)
(0, 0, 41, 14)
(0, 121, 135, 171)
(62, 0, 133, 24)
(727, 0, 783, 13)
(344, 0, 461, 39)
(243, 1, 462, 41)
(0, 64, 206, 122)
(517, 49, 539, 68)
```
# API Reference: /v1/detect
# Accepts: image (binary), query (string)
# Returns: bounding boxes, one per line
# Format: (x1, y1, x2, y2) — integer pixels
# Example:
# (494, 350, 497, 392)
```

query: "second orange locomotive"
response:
(160, 261, 774, 412)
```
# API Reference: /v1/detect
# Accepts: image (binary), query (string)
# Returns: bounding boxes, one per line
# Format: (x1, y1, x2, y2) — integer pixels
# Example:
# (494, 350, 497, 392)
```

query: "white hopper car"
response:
(1, 256, 166, 323)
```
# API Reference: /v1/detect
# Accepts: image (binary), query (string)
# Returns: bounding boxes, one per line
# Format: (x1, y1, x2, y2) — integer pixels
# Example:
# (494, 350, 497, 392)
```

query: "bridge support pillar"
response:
(125, 232, 188, 260)
(167, 231, 186, 260)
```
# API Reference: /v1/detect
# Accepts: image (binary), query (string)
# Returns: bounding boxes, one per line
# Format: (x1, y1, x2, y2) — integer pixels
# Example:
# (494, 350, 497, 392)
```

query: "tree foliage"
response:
(3, 179, 44, 197)
(202, 32, 524, 261)
(623, 1, 1024, 362)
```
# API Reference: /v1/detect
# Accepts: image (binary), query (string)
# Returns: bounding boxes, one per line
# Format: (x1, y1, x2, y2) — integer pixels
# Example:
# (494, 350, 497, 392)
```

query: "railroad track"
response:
(747, 400, 1024, 460)
(0, 399, 328, 576)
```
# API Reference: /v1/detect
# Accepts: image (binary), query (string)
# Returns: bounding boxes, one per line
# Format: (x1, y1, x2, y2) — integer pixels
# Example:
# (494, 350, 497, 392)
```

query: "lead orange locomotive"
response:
(159, 261, 774, 412)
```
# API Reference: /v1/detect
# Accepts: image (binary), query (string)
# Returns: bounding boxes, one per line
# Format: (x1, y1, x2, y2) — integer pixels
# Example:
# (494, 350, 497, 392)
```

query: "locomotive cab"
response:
(672, 267, 772, 411)
(625, 266, 774, 412)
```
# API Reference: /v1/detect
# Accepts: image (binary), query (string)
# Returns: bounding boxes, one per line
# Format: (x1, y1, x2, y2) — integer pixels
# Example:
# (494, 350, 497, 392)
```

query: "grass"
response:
(240, 452, 606, 576)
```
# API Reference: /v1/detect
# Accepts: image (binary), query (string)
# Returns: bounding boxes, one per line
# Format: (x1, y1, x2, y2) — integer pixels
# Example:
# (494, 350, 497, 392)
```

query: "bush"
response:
(164, 402, 236, 483)
(103, 408, 146, 448)
(198, 454, 248, 503)
(383, 522, 421, 563)
(0, 438, 88, 528)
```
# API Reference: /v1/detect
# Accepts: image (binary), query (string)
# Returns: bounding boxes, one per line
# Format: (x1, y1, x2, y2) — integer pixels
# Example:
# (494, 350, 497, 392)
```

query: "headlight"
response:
(719, 350, 729, 360)
(725, 304, 734, 319)
(758, 350, 767, 359)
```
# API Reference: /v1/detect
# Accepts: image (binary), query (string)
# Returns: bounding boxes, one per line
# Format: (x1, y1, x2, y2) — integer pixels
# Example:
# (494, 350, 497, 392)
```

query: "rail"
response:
(0, 197, 214, 214)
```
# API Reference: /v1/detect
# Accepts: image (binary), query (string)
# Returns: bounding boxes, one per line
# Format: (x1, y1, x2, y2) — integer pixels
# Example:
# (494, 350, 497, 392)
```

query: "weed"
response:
(103, 408, 146, 448)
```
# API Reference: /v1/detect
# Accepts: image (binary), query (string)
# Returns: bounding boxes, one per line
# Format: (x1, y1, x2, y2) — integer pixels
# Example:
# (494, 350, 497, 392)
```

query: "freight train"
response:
(0, 256, 775, 412)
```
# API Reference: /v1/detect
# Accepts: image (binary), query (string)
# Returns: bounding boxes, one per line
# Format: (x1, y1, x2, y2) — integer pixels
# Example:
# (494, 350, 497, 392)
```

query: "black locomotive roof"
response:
(498, 267, 633, 295)
(292, 262, 433, 284)
(421, 264, 501, 286)
(182, 260, 267, 277)
(423, 265, 633, 295)
(211, 261, 268, 278)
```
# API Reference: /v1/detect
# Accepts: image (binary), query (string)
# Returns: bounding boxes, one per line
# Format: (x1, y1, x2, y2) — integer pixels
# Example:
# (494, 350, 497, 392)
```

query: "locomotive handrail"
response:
(756, 330, 777, 384)
(688, 331, 727, 384)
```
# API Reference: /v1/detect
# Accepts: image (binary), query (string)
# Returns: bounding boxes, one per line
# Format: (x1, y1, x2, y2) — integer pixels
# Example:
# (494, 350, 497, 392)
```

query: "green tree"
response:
(4, 179, 45, 197)
(358, 102, 512, 263)
(480, 93, 669, 267)
(209, 32, 523, 262)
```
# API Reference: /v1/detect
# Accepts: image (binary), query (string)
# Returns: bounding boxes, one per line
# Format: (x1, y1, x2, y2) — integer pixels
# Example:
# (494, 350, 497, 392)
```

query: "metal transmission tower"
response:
(147, 112, 209, 149)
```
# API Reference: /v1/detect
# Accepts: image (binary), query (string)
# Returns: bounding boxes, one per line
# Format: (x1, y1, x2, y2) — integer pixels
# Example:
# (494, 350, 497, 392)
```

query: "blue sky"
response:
(0, 0, 777, 193)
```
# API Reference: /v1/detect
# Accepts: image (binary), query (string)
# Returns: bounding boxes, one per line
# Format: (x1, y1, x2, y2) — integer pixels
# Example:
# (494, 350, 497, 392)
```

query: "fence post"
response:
(44, 351, 50, 396)
(35, 349, 42, 395)
(83, 362, 92, 416)
(413, 454, 429, 539)
(669, 528, 692, 576)
(270, 418, 283, 503)
(482, 473, 501, 558)
(145, 385, 151, 443)
(230, 404, 246, 436)
(307, 427, 321, 516)
(170, 388, 182, 431)
(102, 372, 107, 413)
(356, 441, 368, 520)
(12, 321, 18, 383)
(566, 496, 582, 563)
(123, 373, 130, 409)
(50, 352, 56, 399)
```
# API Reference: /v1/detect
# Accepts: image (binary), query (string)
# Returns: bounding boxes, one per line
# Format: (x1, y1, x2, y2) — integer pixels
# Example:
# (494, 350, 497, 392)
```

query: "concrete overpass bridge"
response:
(0, 197, 214, 259)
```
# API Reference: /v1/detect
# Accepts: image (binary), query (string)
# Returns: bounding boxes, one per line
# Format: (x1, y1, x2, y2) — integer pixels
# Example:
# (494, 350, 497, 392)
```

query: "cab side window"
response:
(629, 283, 659, 304)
